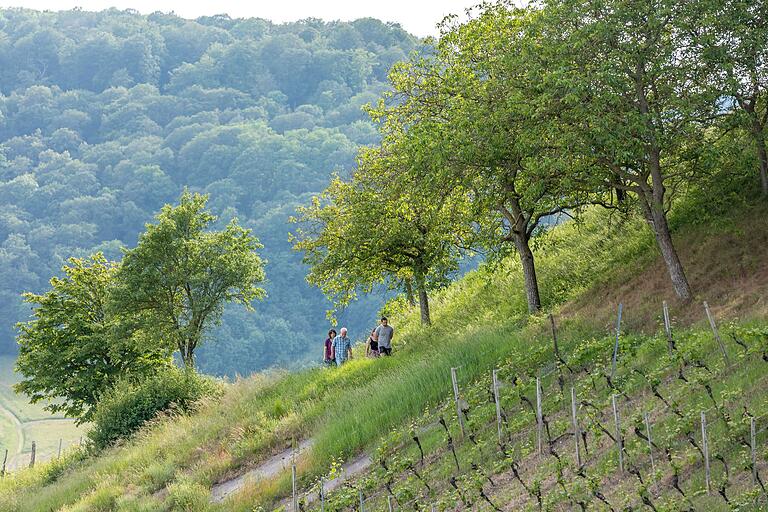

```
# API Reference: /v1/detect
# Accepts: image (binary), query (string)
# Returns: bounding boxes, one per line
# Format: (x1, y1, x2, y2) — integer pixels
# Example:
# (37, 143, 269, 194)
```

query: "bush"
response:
(88, 366, 221, 450)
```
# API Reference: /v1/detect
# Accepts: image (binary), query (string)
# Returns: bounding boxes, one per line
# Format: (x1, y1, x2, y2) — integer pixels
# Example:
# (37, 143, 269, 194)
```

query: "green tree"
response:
(292, 141, 473, 325)
(704, 0, 768, 197)
(112, 191, 267, 367)
(539, 0, 719, 301)
(14, 253, 170, 422)
(371, 5, 585, 313)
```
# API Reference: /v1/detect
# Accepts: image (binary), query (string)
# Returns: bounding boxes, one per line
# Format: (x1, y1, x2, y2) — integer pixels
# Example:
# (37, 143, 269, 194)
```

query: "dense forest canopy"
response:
(0, 8, 421, 376)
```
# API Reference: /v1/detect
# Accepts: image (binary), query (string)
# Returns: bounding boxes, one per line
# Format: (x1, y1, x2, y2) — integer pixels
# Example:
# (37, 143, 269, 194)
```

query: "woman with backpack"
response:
(323, 329, 336, 366)
(366, 327, 379, 357)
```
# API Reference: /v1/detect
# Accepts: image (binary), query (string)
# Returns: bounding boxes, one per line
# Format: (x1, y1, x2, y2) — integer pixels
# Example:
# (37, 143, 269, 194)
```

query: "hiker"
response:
(374, 317, 394, 356)
(332, 327, 353, 366)
(323, 329, 336, 366)
(366, 328, 379, 357)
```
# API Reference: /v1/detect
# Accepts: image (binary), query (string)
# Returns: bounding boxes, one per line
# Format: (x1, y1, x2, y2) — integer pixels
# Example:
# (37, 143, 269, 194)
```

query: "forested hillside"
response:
(0, 9, 420, 375)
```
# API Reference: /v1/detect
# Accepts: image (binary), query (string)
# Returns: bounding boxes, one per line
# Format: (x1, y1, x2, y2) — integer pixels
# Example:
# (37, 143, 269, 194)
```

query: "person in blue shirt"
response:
(332, 327, 353, 366)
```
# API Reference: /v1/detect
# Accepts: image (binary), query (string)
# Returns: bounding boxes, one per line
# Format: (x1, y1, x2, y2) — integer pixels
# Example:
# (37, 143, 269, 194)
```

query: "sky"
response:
(0, 0, 485, 37)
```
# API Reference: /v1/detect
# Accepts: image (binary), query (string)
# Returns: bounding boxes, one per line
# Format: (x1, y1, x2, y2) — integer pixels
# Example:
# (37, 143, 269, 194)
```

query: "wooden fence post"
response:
(291, 463, 298, 512)
(751, 416, 758, 485)
(703, 302, 729, 363)
(1, 448, 6, 476)
(451, 368, 465, 437)
(644, 412, 656, 486)
(359, 489, 365, 512)
(610, 303, 623, 379)
(536, 376, 544, 455)
(492, 369, 503, 446)
(571, 387, 581, 467)
(663, 300, 674, 354)
(387, 495, 394, 512)
(57, 438, 62, 459)
(29, 441, 36, 468)
(612, 395, 623, 473)
(702, 412, 711, 494)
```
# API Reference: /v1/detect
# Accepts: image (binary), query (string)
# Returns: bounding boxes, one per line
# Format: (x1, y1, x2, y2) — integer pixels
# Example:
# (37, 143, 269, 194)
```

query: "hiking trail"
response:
(207, 438, 372, 506)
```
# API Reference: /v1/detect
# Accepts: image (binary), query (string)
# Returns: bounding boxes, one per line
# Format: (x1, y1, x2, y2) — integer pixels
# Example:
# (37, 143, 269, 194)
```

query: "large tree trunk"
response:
(512, 231, 542, 314)
(414, 272, 431, 325)
(643, 148, 693, 301)
(648, 204, 692, 301)
(181, 341, 195, 369)
(502, 198, 542, 314)
(759, 142, 768, 197)
(630, 65, 693, 301)
(404, 278, 417, 307)
(751, 117, 768, 197)
(418, 287, 431, 326)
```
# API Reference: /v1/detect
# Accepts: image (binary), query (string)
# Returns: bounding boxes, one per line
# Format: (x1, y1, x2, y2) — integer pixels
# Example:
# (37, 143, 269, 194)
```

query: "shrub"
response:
(87, 366, 221, 450)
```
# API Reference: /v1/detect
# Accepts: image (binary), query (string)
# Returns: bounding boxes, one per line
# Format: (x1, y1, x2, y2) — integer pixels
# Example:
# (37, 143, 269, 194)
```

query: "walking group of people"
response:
(323, 317, 394, 367)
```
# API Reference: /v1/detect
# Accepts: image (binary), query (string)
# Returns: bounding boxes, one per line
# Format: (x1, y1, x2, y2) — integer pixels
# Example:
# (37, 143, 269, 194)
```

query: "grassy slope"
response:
(0, 183, 765, 511)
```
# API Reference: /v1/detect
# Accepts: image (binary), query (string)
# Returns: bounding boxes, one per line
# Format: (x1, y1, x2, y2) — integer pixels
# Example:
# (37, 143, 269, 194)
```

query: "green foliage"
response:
(87, 366, 221, 451)
(112, 191, 266, 367)
(14, 253, 171, 421)
(0, 9, 421, 375)
(292, 139, 475, 324)
(365, 5, 592, 314)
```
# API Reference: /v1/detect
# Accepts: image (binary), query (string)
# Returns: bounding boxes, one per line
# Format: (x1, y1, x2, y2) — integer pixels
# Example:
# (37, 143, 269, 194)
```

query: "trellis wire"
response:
(752, 416, 758, 485)
(704, 301, 729, 363)
(663, 300, 673, 355)
(644, 412, 655, 489)
(610, 302, 623, 379)
(612, 394, 623, 473)
(571, 386, 581, 467)
(535, 376, 543, 455)
(451, 367, 464, 438)
(492, 369, 502, 446)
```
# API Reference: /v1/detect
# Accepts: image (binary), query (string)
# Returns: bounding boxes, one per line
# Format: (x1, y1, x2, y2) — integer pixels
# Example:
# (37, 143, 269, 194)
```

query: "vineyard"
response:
(288, 307, 768, 511)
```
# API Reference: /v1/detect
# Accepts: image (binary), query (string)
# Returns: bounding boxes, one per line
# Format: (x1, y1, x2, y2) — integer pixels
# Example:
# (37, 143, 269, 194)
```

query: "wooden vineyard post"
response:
(451, 368, 465, 438)
(610, 303, 623, 379)
(751, 416, 758, 485)
(703, 302, 729, 363)
(702, 412, 711, 494)
(644, 412, 656, 487)
(291, 438, 298, 512)
(387, 495, 394, 512)
(1, 448, 6, 476)
(550, 313, 560, 357)
(612, 395, 623, 473)
(320, 477, 325, 512)
(57, 438, 62, 459)
(536, 376, 544, 455)
(663, 300, 674, 354)
(359, 489, 365, 512)
(571, 387, 581, 467)
(29, 441, 36, 468)
(492, 369, 503, 446)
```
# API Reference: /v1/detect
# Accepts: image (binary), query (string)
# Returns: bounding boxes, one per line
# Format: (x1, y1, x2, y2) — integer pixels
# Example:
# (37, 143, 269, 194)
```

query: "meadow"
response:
(0, 356, 85, 472)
